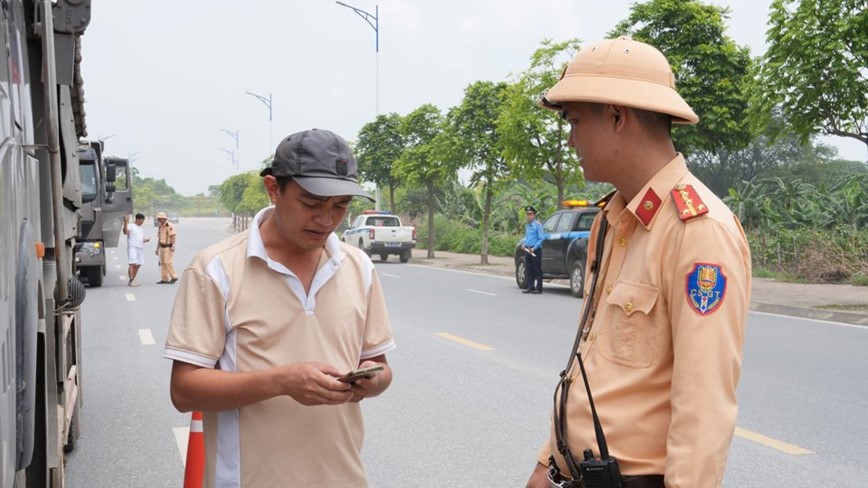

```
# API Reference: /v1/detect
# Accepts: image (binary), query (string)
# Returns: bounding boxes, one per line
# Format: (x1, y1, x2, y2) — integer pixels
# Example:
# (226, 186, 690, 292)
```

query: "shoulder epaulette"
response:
(671, 184, 708, 221)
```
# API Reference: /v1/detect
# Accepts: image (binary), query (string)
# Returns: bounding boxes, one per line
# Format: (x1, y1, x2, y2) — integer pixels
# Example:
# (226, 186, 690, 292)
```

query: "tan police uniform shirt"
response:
(540, 154, 751, 487)
(158, 221, 176, 245)
(164, 206, 396, 488)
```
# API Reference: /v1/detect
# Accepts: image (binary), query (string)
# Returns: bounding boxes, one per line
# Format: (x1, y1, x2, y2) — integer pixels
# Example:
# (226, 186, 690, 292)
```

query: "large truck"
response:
(75, 141, 132, 287)
(1, 1, 93, 486)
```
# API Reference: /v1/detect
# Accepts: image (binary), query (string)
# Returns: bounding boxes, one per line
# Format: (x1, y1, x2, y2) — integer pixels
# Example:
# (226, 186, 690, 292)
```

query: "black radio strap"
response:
(553, 214, 609, 480)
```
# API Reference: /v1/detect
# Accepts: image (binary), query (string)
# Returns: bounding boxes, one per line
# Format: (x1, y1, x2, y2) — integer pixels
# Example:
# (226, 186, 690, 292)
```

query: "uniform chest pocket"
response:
(599, 281, 660, 368)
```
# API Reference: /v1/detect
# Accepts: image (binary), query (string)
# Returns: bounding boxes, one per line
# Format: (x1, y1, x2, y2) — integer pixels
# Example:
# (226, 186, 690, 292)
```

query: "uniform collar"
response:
(246, 206, 345, 275)
(605, 153, 689, 230)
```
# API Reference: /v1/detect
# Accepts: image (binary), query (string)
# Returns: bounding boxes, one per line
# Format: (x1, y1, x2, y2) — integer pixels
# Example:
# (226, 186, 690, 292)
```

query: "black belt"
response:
(159, 243, 173, 248)
(623, 475, 664, 488)
(548, 459, 663, 488)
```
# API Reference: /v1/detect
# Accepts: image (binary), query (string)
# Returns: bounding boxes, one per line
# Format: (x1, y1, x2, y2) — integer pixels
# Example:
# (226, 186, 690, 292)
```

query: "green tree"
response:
(444, 81, 511, 264)
(498, 39, 585, 207)
(752, 0, 868, 148)
(356, 113, 405, 212)
(393, 104, 458, 258)
(238, 172, 269, 218)
(692, 113, 842, 194)
(611, 0, 754, 159)
(220, 173, 250, 230)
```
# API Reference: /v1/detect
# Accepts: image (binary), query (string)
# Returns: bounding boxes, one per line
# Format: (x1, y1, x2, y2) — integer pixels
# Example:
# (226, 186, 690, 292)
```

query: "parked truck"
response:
(1, 1, 93, 486)
(75, 141, 133, 287)
(342, 210, 416, 262)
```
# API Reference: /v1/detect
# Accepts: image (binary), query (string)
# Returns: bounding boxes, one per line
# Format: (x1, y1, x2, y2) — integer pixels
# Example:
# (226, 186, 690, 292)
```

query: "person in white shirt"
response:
(123, 213, 150, 287)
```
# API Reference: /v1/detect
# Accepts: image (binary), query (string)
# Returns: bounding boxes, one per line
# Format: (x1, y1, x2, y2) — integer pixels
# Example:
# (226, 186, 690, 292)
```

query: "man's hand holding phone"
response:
(338, 365, 384, 383)
(339, 362, 385, 403)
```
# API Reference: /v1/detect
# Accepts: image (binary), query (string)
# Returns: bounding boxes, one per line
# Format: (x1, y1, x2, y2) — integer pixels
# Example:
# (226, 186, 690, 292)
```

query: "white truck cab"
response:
(342, 211, 416, 262)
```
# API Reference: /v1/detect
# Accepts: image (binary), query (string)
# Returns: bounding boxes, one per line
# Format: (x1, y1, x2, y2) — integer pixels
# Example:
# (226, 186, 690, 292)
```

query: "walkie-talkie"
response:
(552, 208, 623, 488)
(576, 350, 623, 488)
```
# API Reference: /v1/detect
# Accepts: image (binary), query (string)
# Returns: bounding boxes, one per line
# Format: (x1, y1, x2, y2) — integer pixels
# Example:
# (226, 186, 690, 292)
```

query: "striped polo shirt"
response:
(164, 207, 395, 487)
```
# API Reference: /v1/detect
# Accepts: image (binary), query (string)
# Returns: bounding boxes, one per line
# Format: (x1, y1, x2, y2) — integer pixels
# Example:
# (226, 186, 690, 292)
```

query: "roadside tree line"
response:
(212, 0, 867, 283)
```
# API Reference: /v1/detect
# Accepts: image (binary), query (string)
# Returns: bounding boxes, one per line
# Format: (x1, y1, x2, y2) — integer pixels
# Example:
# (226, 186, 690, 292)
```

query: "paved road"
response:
(404, 248, 868, 326)
(64, 218, 868, 487)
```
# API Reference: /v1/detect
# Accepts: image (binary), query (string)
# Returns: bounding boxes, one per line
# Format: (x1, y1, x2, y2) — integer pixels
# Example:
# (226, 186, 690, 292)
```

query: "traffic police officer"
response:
(525, 37, 752, 488)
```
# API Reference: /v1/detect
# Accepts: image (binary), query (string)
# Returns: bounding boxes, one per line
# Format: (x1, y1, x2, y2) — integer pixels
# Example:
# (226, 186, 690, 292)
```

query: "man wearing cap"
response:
(526, 38, 751, 488)
(164, 129, 395, 487)
(155, 211, 179, 284)
(522, 205, 545, 294)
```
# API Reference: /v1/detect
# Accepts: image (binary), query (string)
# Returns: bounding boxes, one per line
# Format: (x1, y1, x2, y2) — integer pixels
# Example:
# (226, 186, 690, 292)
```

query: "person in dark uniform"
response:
(522, 205, 545, 294)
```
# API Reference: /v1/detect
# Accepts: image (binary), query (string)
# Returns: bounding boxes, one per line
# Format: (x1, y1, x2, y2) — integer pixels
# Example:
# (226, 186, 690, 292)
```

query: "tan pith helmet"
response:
(156, 211, 168, 219)
(540, 36, 699, 125)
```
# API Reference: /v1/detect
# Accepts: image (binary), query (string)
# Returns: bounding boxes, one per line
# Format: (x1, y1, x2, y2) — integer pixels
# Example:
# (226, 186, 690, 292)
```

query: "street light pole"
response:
(220, 148, 236, 169)
(335, 1, 379, 115)
(245, 91, 273, 158)
(220, 128, 240, 172)
(336, 1, 381, 209)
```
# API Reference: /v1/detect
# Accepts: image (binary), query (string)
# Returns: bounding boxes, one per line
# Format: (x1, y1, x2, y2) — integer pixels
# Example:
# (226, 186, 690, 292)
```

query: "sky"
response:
(79, 0, 868, 197)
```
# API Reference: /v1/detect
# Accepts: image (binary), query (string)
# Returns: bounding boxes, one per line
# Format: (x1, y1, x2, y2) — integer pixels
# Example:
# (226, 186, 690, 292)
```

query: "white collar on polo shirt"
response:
(245, 206, 346, 276)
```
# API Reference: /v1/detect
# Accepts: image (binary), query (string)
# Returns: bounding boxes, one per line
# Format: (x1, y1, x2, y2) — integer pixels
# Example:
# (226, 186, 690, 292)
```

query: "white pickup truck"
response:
(342, 211, 416, 262)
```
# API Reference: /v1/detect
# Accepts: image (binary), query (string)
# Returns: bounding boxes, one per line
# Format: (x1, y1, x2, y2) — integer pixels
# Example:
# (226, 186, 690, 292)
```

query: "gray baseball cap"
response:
(260, 129, 374, 201)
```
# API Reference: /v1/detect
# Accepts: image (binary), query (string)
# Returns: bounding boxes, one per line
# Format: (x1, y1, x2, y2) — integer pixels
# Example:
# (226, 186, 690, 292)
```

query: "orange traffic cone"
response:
(184, 411, 205, 488)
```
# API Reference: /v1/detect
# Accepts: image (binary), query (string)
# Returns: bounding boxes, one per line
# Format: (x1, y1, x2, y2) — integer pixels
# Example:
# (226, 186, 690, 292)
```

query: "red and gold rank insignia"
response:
(686, 263, 727, 315)
(635, 188, 661, 226)
(671, 184, 708, 221)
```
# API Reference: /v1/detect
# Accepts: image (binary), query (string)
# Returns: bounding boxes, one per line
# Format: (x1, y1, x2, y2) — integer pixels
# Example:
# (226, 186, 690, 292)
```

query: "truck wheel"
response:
(399, 250, 410, 263)
(358, 239, 371, 257)
(380, 254, 388, 262)
(85, 266, 103, 288)
(570, 260, 585, 298)
(515, 258, 528, 290)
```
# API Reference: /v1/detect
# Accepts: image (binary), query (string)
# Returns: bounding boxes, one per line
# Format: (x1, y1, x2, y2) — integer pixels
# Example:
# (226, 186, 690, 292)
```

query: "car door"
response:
(542, 211, 575, 274)
(99, 157, 133, 248)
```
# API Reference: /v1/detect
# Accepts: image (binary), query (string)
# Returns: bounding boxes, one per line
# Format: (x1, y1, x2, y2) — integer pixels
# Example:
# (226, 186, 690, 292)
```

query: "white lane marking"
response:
(380, 273, 401, 278)
(138, 329, 155, 345)
(734, 427, 813, 455)
(750, 311, 868, 329)
(406, 264, 512, 280)
(125, 293, 136, 302)
(173, 427, 189, 467)
(112, 256, 118, 260)
(114, 264, 122, 269)
(119, 275, 127, 280)
(465, 289, 496, 296)
(436, 332, 494, 351)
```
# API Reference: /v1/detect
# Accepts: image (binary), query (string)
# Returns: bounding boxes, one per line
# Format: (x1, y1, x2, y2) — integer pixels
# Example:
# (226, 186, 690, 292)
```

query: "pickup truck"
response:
(514, 201, 602, 297)
(342, 211, 416, 262)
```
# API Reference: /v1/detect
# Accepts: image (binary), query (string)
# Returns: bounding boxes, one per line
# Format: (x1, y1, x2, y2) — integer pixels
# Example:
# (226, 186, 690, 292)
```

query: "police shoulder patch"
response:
(685, 263, 727, 315)
(671, 184, 708, 221)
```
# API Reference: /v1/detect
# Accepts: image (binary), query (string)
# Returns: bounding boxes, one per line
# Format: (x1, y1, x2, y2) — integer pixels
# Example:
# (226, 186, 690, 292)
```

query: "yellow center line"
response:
(436, 333, 494, 351)
(734, 427, 813, 455)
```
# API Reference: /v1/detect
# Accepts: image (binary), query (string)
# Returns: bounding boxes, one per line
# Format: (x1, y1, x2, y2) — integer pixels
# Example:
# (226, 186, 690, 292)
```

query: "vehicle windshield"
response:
(576, 211, 598, 231)
(79, 162, 98, 203)
(373, 217, 399, 227)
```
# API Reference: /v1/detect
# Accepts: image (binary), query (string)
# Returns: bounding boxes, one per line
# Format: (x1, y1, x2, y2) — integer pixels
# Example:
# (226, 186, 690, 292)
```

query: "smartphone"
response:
(338, 365, 384, 383)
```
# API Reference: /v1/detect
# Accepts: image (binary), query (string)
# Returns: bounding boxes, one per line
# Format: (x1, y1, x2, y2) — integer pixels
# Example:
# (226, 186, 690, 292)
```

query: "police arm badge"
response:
(686, 263, 727, 315)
